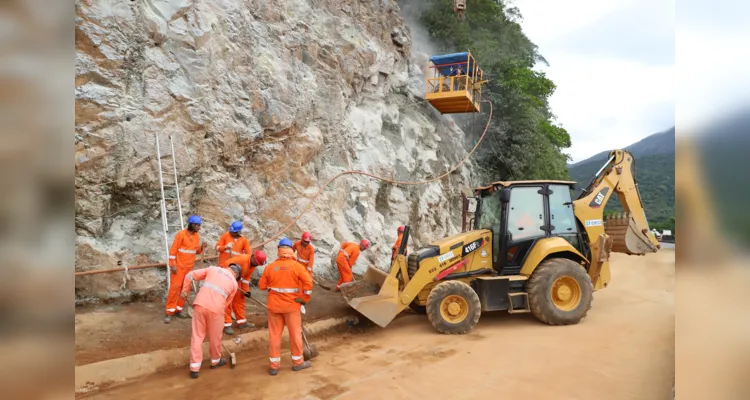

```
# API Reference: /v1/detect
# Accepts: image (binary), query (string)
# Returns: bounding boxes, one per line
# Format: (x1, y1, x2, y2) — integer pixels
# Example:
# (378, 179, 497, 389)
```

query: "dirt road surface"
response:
(76, 282, 353, 365)
(81, 250, 674, 399)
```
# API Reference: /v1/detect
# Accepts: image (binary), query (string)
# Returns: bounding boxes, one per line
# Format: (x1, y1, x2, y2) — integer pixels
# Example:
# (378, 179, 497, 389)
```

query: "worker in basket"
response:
(182, 264, 241, 379)
(223, 250, 267, 335)
(335, 239, 370, 290)
(258, 238, 313, 375)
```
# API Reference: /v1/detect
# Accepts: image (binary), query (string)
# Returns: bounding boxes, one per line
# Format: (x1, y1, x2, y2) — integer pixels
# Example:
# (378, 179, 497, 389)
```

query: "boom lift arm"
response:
(572, 149, 660, 289)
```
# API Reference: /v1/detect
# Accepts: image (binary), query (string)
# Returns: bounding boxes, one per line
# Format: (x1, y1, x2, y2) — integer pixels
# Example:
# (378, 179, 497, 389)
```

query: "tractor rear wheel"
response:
(526, 258, 593, 325)
(426, 280, 481, 334)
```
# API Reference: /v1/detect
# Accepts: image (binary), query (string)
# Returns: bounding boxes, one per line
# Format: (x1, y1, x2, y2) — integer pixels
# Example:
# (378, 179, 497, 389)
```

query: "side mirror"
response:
(466, 197, 478, 213)
(500, 188, 511, 203)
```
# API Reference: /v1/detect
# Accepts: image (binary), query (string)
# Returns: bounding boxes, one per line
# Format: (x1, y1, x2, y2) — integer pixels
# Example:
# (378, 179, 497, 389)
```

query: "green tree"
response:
(419, 0, 571, 181)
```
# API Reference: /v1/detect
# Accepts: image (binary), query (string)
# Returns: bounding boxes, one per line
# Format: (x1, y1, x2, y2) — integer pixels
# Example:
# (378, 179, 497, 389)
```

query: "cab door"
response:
(499, 185, 548, 275)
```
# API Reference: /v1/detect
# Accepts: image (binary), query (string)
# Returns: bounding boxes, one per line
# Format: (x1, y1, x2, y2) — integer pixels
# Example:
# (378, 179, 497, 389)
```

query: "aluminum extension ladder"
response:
(155, 134, 185, 294)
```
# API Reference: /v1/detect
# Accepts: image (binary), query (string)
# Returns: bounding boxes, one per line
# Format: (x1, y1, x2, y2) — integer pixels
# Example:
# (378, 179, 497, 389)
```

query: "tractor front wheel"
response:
(526, 258, 593, 325)
(426, 280, 481, 334)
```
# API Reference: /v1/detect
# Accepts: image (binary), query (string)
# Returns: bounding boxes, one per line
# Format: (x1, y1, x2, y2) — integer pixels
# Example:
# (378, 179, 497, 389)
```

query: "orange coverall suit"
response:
(336, 242, 360, 290)
(223, 254, 257, 327)
(391, 233, 407, 261)
(183, 266, 238, 372)
(258, 247, 313, 370)
(292, 240, 315, 276)
(216, 232, 250, 268)
(166, 229, 203, 316)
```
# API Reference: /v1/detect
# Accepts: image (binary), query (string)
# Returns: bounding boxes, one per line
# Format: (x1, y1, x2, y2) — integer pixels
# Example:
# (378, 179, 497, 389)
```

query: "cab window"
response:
(478, 190, 502, 263)
(549, 184, 578, 235)
(507, 186, 545, 242)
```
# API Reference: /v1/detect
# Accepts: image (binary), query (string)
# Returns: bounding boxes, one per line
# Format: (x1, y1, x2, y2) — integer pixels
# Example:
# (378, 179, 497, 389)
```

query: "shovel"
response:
(222, 342, 237, 369)
(244, 291, 319, 361)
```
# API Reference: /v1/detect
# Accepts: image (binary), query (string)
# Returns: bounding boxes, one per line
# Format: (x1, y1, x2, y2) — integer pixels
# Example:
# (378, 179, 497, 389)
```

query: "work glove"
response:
(170, 266, 177, 274)
(243, 290, 251, 298)
(294, 298, 307, 304)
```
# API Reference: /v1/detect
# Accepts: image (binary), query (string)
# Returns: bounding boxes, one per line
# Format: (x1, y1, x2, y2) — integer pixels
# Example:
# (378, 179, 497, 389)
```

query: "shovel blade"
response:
(341, 266, 402, 328)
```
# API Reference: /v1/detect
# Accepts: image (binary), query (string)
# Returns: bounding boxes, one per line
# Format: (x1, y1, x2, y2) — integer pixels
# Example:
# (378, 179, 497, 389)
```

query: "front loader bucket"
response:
(341, 266, 402, 328)
(605, 213, 659, 255)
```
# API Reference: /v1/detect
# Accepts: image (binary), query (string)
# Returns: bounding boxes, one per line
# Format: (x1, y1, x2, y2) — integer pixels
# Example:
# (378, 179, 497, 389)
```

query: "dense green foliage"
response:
(418, 0, 572, 181)
(569, 153, 675, 225)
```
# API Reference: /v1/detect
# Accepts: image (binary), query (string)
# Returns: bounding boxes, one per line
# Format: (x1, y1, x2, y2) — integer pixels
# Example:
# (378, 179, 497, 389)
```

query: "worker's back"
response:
(341, 242, 361, 265)
(259, 253, 312, 314)
(192, 266, 238, 315)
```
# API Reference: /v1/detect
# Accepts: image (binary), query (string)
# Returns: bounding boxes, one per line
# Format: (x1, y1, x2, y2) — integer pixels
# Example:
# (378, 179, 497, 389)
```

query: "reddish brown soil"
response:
(75, 281, 354, 366)
(79, 251, 675, 400)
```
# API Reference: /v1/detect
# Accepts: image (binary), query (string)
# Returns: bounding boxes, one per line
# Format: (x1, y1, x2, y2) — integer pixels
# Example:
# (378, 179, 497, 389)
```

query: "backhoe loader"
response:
(341, 149, 660, 334)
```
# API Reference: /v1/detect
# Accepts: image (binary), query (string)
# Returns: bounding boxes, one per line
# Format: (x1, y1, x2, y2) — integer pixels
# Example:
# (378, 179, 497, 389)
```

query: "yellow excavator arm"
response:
(572, 149, 660, 288)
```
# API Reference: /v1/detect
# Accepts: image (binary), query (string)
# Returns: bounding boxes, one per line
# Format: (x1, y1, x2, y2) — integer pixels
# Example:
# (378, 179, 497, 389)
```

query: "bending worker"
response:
(223, 250, 267, 335)
(335, 239, 370, 290)
(165, 215, 207, 323)
(181, 263, 241, 379)
(215, 221, 250, 267)
(258, 238, 313, 375)
(391, 226, 407, 262)
(292, 231, 315, 276)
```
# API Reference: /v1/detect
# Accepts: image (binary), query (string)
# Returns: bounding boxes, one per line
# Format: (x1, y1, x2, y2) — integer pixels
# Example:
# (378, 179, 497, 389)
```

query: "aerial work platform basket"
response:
(425, 51, 485, 114)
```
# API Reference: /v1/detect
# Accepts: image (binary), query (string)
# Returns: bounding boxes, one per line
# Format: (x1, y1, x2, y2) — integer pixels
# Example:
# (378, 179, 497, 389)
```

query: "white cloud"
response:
(513, 0, 675, 162)
(677, 27, 750, 134)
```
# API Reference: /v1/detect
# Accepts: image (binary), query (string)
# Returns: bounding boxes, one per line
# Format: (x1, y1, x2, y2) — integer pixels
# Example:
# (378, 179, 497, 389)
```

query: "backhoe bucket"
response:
(605, 213, 659, 255)
(340, 266, 402, 328)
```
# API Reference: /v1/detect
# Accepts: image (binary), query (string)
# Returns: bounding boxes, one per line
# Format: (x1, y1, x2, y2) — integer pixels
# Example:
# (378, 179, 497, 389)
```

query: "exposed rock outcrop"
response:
(75, 0, 478, 302)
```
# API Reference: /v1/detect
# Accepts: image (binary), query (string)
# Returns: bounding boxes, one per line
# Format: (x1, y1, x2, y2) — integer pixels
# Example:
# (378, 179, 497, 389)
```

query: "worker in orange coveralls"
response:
(391, 226, 407, 262)
(181, 264, 241, 379)
(215, 221, 251, 267)
(223, 250, 267, 335)
(258, 238, 313, 375)
(164, 215, 207, 324)
(335, 239, 370, 290)
(292, 232, 315, 277)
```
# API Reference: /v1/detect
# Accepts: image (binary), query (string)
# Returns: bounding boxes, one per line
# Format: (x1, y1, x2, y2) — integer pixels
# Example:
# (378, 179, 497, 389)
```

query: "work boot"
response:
(236, 322, 254, 329)
(269, 369, 278, 376)
(210, 358, 227, 369)
(175, 311, 190, 319)
(190, 371, 199, 379)
(292, 361, 312, 372)
(163, 315, 171, 324)
(223, 326, 235, 335)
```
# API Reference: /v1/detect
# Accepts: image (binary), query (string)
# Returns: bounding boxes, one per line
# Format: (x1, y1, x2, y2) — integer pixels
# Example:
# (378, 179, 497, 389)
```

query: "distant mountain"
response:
(568, 127, 675, 167)
(567, 127, 675, 225)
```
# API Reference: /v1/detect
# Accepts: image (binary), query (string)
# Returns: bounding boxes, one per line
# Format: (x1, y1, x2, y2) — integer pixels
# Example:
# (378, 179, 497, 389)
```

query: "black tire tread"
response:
(526, 258, 593, 325)
(426, 280, 481, 334)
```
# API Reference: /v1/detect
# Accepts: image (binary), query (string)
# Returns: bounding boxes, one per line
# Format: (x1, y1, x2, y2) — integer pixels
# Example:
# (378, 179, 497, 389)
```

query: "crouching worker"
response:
(258, 238, 313, 375)
(181, 264, 241, 379)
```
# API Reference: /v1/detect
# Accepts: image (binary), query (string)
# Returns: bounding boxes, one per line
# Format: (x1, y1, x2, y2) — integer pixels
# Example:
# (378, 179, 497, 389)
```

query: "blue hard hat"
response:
(229, 221, 243, 232)
(187, 215, 202, 225)
(278, 238, 293, 248)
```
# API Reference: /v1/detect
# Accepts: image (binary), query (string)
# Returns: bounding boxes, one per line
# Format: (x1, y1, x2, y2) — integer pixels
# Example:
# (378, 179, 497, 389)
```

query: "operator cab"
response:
(471, 180, 587, 275)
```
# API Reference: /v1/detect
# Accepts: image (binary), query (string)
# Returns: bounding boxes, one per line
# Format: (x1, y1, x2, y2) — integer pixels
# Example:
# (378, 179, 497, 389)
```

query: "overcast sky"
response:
(513, 0, 675, 163)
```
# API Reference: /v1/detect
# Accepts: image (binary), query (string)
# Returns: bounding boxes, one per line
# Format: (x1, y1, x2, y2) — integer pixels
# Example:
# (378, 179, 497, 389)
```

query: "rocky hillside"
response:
(75, 0, 480, 303)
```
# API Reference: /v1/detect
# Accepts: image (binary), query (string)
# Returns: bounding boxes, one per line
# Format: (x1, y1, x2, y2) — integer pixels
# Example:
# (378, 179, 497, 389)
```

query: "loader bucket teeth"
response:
(604, 213, 658, 255)
(341, 266, 401, 328)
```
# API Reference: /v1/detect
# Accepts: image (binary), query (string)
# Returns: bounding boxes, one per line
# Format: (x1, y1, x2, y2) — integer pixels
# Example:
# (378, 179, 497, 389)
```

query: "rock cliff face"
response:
(75, 0, 478, 303)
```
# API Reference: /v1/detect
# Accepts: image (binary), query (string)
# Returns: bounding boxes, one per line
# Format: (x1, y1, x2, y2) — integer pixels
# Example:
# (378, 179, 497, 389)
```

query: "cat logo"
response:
(588, 187, 610, 208)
